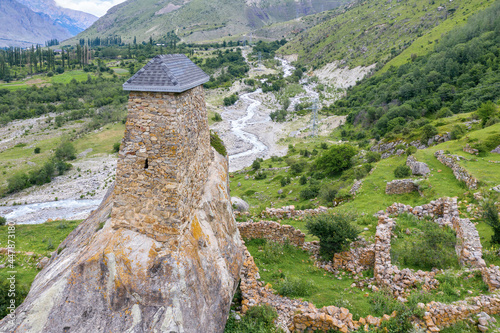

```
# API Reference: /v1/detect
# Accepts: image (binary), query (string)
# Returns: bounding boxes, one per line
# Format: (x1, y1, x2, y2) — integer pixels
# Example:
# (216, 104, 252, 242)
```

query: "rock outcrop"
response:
(406, 155, 430, 176)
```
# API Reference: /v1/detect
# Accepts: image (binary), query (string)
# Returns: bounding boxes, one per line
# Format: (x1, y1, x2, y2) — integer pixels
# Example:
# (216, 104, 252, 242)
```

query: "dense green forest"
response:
(326, 1, 500, 138)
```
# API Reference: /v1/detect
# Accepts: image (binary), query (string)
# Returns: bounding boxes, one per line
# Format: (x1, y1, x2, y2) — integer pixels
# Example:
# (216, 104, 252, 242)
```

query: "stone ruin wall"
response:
(385, 179, 420, 195)
(111, 86, 211, 241)
(435, 150, 478, 190)
(238, 221, 305, 247)
(238, 199, 500, 331)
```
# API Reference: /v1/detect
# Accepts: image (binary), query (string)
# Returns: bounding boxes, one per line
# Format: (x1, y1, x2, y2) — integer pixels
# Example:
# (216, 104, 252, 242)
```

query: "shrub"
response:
(306, 212, 360, 260)
(224, 304, 279, 333)
(276, 276, 317, 297)
(0, 216, 6, 226)
(288, 160, 307, 175)
(316, 144, 357, 176)
(406, 146, 417, 156)
(112, 142, 121, 153)
(255, 172, 267, 180)
(210, 131, 227, 156)
(450, 125, 466, 140)
(299, 185, 319, 200)
(482, 200, 500, 244)
(223, 93, 238, 106)
(212, 112, 222, 122)
(280, 176, 291, 187)
(477, 101, 497, 126)
(252, 159, 261, 170)
(421, 124, 438, 144)
(365, 151, 381, 163)
(34, 147, 41, 154)
(394, 165, 411, 178)
(436, 107, 453, 118)
(319, 184, 338, 203)
(299, 175, 307, 185)
(55, 140, 76, 161)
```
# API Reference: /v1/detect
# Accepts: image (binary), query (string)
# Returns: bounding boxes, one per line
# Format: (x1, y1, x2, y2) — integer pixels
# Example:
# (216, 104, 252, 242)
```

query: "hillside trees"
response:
(328, 1, 500, 137)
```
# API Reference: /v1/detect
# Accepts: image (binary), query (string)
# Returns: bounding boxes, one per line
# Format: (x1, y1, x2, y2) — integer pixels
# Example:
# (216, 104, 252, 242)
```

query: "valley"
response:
(0, 0, 499, 331)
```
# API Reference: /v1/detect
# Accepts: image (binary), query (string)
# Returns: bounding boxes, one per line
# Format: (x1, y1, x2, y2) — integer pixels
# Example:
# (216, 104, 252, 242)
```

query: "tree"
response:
(306, 212, 360, 260)
(252, 159, 261, 171)
(421, 124, 438, 144)
(316, 144, 357, 176)
(477, 101, 497, 127)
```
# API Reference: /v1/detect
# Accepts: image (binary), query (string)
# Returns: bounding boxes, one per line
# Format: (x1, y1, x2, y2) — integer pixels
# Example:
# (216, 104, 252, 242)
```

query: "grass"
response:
(73, 122, 125, 156)
(391, 214, 460, 271)
(281, 0, 491, 69)
(245, 238, 376, 319)
(0, 220, 82, 287)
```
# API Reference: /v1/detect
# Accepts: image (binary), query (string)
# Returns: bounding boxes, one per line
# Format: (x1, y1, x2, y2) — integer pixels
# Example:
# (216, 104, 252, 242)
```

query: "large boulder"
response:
(406, 155, 430, 176)
(231, 196, 250, 212)
(0, 152, 244, 333)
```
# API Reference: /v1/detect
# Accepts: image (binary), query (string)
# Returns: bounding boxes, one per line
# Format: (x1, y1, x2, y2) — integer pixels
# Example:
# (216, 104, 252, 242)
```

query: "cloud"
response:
(54, 0, 127, 17)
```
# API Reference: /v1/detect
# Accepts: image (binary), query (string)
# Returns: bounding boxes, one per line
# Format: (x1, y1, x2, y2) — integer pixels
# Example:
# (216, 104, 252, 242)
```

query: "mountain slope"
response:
(16, 0, 98, 35)
(0, 0, 72, 48)
(69, 0, 346, 44)
(279, 0, 494, 69)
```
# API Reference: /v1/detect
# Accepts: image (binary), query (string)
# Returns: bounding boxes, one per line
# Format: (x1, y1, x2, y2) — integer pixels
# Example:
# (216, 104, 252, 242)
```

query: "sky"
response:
(54, 0, 128, 17)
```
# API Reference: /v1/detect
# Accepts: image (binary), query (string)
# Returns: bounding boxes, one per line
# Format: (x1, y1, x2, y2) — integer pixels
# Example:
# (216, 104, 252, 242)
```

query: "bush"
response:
(210, 131, 227, 156)
(436, 107, 453, 118)
(482, 200, 500, 244)
(365, 151, 381, 163)
(276, 276, 317, 297)
(316, 144, 357, 176)
(0, 216, 6, 226)
(289, 161, 306, 175)
(319, 184, 337, 203)
(280, 176, 290, 187)
(255, 172, 267, 180)
(223, 94, 238, 106)
(394, 165, 411, 178)
(450, 125, 466, 140)
(299, 175, 307, 185)
(421, 124, 438, 144)
(113, 142, 121, 153)
(224, 304, 279, 333)
(212, 112, 222, 122)
(406, 146, 417, 156)
(34, 147, 41, 154)
(299, 185, 319, 200)
(252, 159, 261, 170)
(306, 212, 360, 260)
(477, 101, 497, 126)
(55, 140, 76, 161)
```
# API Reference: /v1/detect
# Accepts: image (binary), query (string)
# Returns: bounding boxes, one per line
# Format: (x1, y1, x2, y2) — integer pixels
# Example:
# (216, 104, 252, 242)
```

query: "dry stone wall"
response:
(435, 150, 478, 190)
(112, 86, 211, 242)
(261, 205, 328, 219)
(237, 221, 305, 247)
(464, 143, 479, 155)
(385, 198, 500, 292)
(385, 179, 420, 195)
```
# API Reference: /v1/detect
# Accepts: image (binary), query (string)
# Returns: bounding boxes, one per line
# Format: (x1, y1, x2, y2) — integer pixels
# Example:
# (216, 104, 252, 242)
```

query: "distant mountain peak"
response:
(16, 0, 98, 35)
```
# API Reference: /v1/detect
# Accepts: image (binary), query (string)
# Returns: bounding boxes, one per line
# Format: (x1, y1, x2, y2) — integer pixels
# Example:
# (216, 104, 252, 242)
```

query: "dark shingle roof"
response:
(122, 54, 209, 93)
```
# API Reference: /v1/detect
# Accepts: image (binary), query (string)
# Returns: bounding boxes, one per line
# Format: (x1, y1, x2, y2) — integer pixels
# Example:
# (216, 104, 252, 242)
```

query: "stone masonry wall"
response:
(238, 221, 305, 247)
(261, 205, 328, 219)
(385, 179, 420, 195)
(111, 86, 211, 242)
(435, 150, 478, 189)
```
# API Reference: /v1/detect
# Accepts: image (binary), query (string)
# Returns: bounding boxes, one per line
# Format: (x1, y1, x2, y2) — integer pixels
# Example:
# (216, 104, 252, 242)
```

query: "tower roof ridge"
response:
(123, 54, 209, 93)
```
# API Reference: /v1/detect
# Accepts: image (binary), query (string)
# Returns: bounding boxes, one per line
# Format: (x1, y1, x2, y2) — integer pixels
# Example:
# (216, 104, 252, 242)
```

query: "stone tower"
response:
(0, 55, 244, 333)
(112, 54, 211, 242)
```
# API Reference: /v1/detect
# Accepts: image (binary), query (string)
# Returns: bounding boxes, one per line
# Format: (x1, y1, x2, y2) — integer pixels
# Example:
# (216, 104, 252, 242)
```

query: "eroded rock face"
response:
(0, 152, 243, 333)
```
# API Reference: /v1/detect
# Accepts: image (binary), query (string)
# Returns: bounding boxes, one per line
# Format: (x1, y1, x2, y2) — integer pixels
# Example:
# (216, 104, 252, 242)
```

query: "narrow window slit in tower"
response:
(144, 158, 149, 169)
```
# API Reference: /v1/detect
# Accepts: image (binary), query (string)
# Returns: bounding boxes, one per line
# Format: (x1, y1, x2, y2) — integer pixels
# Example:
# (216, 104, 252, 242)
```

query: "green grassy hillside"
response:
(279, 0, 494, 69)
(68, 0, 346, 45)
